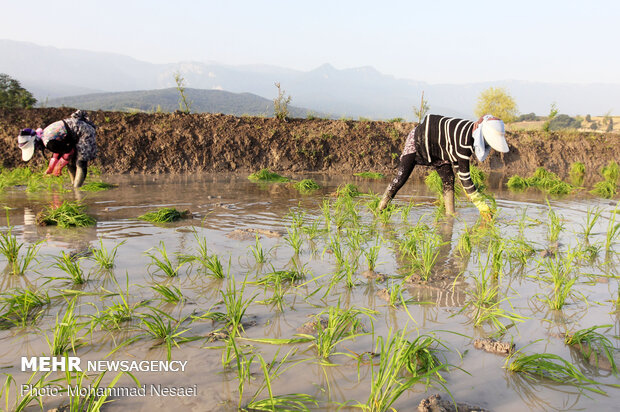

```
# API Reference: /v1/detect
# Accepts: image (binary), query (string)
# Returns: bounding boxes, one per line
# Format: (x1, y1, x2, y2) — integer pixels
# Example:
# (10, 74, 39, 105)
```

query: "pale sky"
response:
(2, 0, 619, 84)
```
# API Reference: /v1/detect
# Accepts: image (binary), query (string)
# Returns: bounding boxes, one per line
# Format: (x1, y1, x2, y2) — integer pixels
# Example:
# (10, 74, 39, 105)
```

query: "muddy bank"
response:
(1, 108, 618, 181)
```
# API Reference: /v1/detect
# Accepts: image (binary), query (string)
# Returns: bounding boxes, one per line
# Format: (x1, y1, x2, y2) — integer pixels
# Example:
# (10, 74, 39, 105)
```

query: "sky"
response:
(1, 0, 619, 84)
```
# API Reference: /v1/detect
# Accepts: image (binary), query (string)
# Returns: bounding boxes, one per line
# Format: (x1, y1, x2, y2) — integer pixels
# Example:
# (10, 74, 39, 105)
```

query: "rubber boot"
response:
(443, 189, 455, 216)
(52, 158, 70, 176)
(378, 189, 393, 211)
(73, 161, 87, 188)
(45, 154, 60, 174)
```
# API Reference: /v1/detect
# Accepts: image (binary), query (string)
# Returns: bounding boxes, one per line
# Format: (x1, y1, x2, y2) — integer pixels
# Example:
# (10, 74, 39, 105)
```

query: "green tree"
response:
(474, 87, 518, 123)
(173, 71, 192, 113)
(0, 73, 37, 108)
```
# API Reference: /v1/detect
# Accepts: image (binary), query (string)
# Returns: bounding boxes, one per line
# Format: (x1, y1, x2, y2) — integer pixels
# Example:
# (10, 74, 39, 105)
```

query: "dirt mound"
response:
(1, 108, 619, 181)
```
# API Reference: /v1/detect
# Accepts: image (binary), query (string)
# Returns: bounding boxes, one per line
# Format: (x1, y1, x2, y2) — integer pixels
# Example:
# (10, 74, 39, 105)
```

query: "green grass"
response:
(79, 181, 117, 191)
(37, 201, 96, 228)
(248, 169, 289, 182)
(293, 178, 320, 193)
(138, 207, 190, 223)
(354, 172, 384, 179)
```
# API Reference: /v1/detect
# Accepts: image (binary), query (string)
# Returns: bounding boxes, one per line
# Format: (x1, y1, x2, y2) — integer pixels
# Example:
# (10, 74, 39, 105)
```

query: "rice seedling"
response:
(320, 198, 332, 232)
(45, 300, 83, 356)
(591, 180, 618, 199)
(505, 237, 536, 268)
(488, 239, 506, 278)
(0, 288, 50, 328)
(61, 370, 128, 412)
(335, 183, 361, 197)
(151, 283, 185, 304)
(0, 223, 41, 275)
(354, 172, 384, 179)
(327, 234, 346, 267)
(296, 305, 371, 361)
(602, 160, 619, 183)
(138, 207, 190, 223)
(460, 256, 527, 331)
(363, 242, 381, 272)
(50, 251, 88, 284)
(244, 349, 318, 411)
(565, 325, 618, 374)
(221, 275, 257, 336)
(90, 238, 125, 270)
(358, 328, 448, 412)
(470, 164, 488, 193)
(2, 371, 55, 412)
(547, 204, 564, 243)
(506, 175, 528, 191)
(293, 178, 320, 193)
(505, 351, 607, 394)
(580, 207, 602, 242)
(37, 201, 96, 228)
(248, 168, 289, 182)
(139, 309, 200, 360)
(91, 274, 143, 331)
(604, 204, 620, 254)
(250, 235, 267, 264)
(569, 162, 585, 186)
(257, 266, 306, 286)
(79, 181, 117, 191)
(287, 207, 306, 228)
(146, 242, 184, 277)
(414, 232, 443, 281)
(284, 225, 303, 254)
(535, 253, 580, 310)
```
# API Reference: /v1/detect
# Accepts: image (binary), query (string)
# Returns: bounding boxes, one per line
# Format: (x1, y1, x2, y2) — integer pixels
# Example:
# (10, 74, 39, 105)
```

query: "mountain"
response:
(2, 39, 619, 119)
(45, 88, 324, 117)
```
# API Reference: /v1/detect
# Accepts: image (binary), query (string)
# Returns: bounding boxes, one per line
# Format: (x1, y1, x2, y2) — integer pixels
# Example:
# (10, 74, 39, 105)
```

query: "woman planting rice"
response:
(378, 114, 509, 219)
(17, 110, 97, 188)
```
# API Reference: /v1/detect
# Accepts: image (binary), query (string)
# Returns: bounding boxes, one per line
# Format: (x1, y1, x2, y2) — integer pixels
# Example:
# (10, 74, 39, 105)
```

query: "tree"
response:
(542, 102, 559, 132)
(0, 73, 36, 108)
(273, 82, 291, 120)
(474, 87, 518, 123)
(173, 71, 192, 113)
(413, 91, 430, 123)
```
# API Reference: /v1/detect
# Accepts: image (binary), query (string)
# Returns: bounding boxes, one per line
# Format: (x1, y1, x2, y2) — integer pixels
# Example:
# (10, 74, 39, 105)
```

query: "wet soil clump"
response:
(418, 394, 488, 412)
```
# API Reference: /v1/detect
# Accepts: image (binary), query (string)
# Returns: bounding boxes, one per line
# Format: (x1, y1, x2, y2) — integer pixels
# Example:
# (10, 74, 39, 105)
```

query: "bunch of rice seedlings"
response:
(2, 371, 54, 412)
(248, 168, 289, 182)
(565, 325, 618, 374)
(138, 207, 190, 223)
(335, 183, 362, 197)
(0, 288, 50, 328)
(507, 167, 575, 195)
(51, 251, 88, 284)
(257, 267, 306, 286)
(45, 300, 83, 356)
(151, 283, 185, 304)
(535, 253, 579, 310)
(37, 201, 96, 228)
(569, 162, 586, 185)
(62, 370, 127, 412)
(354, 172, 384, 179)
(139, 310, 199, 361)
(505, 352, 607, 394)
(79, 181, 117, 191)
(0, 224, 40, 276)
(293, 178, 320, 193)
(591, 161, 619, 199)
(284, 226, 303, 254)
(91, 276, 143, 331)
(146, 242, 184, 277)
(220, 275, 257, 335)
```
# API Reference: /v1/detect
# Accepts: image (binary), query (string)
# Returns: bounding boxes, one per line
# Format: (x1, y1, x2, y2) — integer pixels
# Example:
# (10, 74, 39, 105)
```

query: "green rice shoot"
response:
(138, 208, 190, 223)
(36, 201, 96, 228)
(507, 167, 575, 195)
(248, 169, 289, 182)
(335, 183, 361, 197)
(569, 162, 585, 185)
(354, 172, 384, 179)
(591, 161, 619, 198)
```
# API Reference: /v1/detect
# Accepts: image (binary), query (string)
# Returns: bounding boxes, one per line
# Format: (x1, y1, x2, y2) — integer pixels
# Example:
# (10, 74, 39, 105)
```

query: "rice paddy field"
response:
(1, 171, 619, 411)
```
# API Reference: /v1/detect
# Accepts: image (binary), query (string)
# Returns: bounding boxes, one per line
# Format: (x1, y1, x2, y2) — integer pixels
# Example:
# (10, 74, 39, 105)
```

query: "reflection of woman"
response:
(378, 114, 509, 219)
(17, 110, 97, 188)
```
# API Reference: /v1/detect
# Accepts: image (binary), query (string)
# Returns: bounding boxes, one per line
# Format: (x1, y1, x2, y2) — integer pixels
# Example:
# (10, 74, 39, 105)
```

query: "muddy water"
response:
(1, 173, 619, 411)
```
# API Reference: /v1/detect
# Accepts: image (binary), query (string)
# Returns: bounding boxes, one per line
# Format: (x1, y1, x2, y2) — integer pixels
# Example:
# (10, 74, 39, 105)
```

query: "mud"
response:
(2, 108, 620, 184)
(473, 338, 515, 356)
(418, 394, 488, 412)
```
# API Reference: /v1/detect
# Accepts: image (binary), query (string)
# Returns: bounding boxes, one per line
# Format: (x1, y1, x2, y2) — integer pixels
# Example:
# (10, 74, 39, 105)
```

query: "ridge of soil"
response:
(1, 108, 619, 182)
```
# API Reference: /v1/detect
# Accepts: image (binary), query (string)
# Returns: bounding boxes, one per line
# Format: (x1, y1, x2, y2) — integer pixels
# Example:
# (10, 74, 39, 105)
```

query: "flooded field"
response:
(1, 173, 619, 411)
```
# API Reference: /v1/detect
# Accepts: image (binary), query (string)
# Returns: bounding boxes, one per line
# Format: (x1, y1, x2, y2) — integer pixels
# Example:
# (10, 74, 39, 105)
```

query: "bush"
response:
(548, 114, 581, 131)
(585, 114, 592, 122)
(0, 73, 36, 109)
(516, 112, 539, 122)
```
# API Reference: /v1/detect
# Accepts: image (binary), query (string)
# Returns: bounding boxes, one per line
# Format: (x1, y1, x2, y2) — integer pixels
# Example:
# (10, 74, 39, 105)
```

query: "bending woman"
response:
(18, 110, 97, 188)
(378, 114, 509, 218)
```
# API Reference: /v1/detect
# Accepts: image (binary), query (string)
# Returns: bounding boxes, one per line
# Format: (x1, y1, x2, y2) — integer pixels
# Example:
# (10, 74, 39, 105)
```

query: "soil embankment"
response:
(1, 108, 618, 182)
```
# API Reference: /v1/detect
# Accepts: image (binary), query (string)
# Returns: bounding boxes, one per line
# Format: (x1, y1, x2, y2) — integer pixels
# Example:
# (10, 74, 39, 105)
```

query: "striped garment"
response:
(412, 114, 478, 196)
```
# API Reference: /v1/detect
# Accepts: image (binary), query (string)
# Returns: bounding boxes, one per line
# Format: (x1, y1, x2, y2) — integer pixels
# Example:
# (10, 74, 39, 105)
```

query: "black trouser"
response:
(385, 153, 455, 199)
(46, 139, 74, 154)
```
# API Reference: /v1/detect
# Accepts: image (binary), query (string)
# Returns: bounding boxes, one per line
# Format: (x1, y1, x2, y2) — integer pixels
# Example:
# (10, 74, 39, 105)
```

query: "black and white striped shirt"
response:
(413, 114, 479, 196)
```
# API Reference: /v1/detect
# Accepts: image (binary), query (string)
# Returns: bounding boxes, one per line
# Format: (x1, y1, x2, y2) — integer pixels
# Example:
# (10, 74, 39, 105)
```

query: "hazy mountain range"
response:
(2, 39, 618, 119)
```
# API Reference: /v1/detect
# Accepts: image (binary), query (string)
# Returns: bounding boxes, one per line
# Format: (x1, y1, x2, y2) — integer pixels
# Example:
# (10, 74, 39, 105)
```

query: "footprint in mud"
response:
(361, 270, 387, 282)
(296, 317, 329, 335)
(473, 338, 515, 356)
